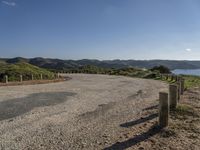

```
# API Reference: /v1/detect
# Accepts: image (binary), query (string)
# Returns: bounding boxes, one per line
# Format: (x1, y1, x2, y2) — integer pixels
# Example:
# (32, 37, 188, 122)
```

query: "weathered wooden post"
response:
(171, 75, 174, 81)
(173, 75, 175, 81)
(169, 84, 178, 109)
(5, 75, 8, 83)
(31, 74, 34, 80)
(160, 74, 163, 80)
(159, 92, 169, 128)
(170, 75, 173, 81)
(20, 75, 23, 82)
(166, 74, 168, 80)
(168, 75, 171, 81)
(180, 79, 185, 95)
(175, 76, 179, 82)
(176, 81, 181, 101)
(57, 73, 60, 78)
(168, 75, 170, 81)
(40, 74, 43, 80)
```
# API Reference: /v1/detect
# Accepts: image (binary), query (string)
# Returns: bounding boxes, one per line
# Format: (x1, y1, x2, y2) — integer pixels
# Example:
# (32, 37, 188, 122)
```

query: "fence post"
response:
(171, 75, 174, 81)
(175, 76, 179, 82)
(176, 81, 181, 101)
(57, 73, 59, 78)
(159, 92, 169, 128)
(40, 74, 43, 80)
(169, 84, 178, 109)
(166, 74, 168, 80)
(168, 75, 171, 81)
(31, 74, 34, 80)
(180, 79, 185, 95)
(170, 75, 173, 81)
(160, 74, 163, 79)
(20, 75, 23, 82)
(5, 75, 8, 83)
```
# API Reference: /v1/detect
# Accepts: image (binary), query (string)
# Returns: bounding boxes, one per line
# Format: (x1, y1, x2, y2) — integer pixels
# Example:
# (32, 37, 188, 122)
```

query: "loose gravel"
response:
(0, 74, 167, 150)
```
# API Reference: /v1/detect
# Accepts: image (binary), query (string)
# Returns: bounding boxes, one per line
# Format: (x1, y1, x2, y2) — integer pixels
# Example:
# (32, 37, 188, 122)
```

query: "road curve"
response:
(0, 74, 167, 149)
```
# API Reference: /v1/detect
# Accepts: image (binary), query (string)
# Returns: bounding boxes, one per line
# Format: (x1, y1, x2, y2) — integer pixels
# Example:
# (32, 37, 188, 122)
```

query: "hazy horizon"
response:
(1, 0, 200, 60)
(2, 56, 200, 62)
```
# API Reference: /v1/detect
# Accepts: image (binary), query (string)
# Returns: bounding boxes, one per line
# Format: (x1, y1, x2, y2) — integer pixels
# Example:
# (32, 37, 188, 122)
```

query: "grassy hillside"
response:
(0, 62, 54, 82)
(64, 65, 155, 78)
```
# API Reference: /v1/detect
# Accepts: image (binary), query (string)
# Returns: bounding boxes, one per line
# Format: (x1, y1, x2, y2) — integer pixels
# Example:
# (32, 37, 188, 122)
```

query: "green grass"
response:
(170, 104, 199, 121)
(154, 74, 200, 89)
(181, 75, 200, 89)
(175, 104, 195, 116)
(65, 65, 156, 78)
(0, 62, 54, 82)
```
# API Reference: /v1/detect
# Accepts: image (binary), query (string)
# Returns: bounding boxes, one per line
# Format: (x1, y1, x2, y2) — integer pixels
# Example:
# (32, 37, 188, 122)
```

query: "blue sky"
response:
(0, 0, 200, 60)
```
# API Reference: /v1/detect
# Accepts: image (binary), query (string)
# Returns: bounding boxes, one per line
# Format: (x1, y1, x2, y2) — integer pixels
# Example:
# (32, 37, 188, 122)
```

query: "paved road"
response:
(0, 74, 167, 149)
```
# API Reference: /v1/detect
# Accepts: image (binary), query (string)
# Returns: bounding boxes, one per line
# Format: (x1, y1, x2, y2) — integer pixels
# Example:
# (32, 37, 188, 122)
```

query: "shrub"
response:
(151, 65, 171, 74)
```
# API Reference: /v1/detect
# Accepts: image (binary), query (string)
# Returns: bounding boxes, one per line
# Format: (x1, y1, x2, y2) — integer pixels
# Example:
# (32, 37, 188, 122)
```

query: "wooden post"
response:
(179, 81, 182, 98)
(159, 92, 169, 128)
(176, 82, 181, 101)
(168, 75, 171, 81)
(57, 73, 59, 78)
(169, 84, 178, 109)
(20, 75, 23, 82)
(171, 75, 174, 81)
(40, 74, 43, 80)
(180, 79, 185, 95)
(171, 75, 173, 81)
(166, 74, 168, 80)
(172, 75, 175, 81)
(176, 76, 179, 82)
(179, 76, 181, 82)
(31, 74, 34, 80)
(5, 75, 8, 83)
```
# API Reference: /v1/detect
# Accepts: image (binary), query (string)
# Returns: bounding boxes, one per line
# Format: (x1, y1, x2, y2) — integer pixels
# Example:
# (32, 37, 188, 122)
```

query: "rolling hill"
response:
(0, 62, 54, 82)
(1, 57, 200, 71)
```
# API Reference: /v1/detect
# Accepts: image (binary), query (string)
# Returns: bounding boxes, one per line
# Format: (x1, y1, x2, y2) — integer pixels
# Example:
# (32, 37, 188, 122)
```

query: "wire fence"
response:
(0, 73, 61, 84)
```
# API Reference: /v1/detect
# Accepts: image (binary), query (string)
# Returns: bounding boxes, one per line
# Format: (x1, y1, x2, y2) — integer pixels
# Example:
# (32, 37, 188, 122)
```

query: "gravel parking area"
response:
(0, 74, 167, 149)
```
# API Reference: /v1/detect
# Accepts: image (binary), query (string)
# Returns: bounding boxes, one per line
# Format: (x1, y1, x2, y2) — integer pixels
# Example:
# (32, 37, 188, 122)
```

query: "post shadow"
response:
(104, 125, 162, 150)
(120, 113, 158, 128)
(142, 105, 158, 111)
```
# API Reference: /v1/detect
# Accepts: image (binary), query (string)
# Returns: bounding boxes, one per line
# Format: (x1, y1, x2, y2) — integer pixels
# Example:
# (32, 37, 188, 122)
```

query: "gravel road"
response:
(0, 74, 167, 150)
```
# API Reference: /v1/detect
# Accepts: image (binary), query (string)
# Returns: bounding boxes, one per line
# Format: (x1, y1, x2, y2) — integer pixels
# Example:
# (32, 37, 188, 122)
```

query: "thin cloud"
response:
(185, 48, 192, 52)
(2, 1, 16, 6)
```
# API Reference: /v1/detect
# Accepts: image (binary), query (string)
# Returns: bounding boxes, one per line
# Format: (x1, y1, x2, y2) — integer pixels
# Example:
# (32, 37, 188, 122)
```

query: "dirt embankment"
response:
(104, 87, 200, 150)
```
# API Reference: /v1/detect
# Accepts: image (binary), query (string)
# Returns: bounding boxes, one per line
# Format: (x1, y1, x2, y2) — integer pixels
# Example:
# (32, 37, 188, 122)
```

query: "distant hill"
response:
(1, 57, 200, 71)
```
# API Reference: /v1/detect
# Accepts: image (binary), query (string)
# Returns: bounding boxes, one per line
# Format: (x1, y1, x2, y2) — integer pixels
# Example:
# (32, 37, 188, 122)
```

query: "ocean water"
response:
(172, 69, 200, 76)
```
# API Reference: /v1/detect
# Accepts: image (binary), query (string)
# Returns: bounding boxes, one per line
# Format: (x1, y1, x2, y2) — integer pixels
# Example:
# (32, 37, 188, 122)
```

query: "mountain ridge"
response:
(1, 57, 200, 71)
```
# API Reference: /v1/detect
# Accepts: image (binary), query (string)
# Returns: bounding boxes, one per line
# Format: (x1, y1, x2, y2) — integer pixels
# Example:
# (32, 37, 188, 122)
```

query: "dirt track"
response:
(0, 74, 167, 149)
